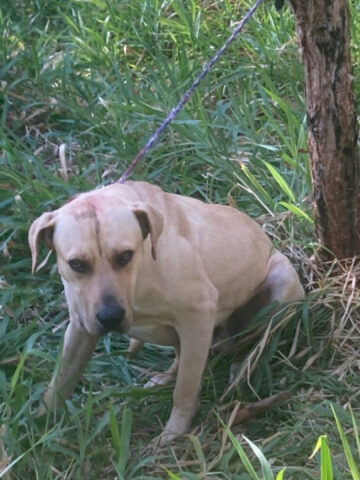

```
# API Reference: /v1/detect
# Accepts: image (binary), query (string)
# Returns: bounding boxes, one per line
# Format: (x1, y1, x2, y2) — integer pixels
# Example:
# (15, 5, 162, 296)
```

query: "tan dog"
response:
(29, 181, 304, 443)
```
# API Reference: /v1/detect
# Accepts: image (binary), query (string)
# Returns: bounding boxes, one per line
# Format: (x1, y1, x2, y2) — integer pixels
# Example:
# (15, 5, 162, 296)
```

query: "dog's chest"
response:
(130, 283, 178, 345)
(128, 315, 178, 346)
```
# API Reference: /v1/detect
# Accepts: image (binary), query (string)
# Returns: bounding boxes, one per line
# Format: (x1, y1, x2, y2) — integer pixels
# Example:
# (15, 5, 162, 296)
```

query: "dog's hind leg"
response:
(40, 321, 99, 414)
(225, 250, 304, 347)
(261, 249, 304, 304)
(222, 250, 304, 382)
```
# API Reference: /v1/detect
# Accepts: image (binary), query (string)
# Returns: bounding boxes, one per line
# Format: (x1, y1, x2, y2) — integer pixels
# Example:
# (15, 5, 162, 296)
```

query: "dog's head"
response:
(28, 185, 163, 336)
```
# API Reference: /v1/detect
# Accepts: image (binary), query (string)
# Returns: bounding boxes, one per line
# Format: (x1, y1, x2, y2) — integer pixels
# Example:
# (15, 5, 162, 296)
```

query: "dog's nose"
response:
(96, 301, 125, 332)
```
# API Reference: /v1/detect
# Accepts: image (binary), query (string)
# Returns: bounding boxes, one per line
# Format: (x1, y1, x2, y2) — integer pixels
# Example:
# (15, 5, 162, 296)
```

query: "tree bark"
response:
(289, 0, 360, 259)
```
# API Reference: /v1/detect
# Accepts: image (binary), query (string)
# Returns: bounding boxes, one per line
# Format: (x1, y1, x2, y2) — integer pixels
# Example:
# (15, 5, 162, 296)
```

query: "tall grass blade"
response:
(165, 469, 185, 480)
(218, 415, 260, 480)
(330, 404, 360, 480)
(309, 435, 333, 480)
(0, 428, 57, 478)
(240, 165, 275, 208)
(276, 468, 286, 480)
(109, 404, 121, 460)
(349, 405, 360, 461)
(189, 434, 206, 470)
(109, 405, 133, 479)
(263, 161, 296, 203)
(243, 435, 275, 480)
(279, 201, 313, 223)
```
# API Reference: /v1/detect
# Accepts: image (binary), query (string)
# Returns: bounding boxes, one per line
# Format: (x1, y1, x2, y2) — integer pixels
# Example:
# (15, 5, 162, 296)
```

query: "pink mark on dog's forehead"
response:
(64, 193, 106, 216)
(64, 194, 104, 255)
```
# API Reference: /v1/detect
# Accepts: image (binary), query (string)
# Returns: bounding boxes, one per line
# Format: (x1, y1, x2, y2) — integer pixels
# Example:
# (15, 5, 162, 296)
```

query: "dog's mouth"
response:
(94, 298, 130, 335)
(95, 318, 130, 336)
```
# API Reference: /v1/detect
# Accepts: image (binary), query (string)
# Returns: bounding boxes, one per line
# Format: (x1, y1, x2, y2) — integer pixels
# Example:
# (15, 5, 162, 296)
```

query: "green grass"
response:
(1, 0, 360, 478)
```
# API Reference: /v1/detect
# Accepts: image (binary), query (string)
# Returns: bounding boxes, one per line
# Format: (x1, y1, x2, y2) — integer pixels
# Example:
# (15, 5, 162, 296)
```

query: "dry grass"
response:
(2, 0, 360, 478)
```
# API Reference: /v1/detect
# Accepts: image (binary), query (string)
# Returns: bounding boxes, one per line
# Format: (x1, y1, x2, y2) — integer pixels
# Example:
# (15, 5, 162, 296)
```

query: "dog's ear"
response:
(133, 203, 164, 260)
(28, 212, 56, 273)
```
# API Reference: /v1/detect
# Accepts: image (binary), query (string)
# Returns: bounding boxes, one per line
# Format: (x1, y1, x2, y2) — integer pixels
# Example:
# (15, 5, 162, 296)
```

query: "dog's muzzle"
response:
(96, 296, 125, 333)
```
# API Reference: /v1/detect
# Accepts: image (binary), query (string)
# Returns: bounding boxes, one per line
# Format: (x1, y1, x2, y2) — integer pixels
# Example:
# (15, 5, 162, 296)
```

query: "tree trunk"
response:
(289, 0, 360, 259)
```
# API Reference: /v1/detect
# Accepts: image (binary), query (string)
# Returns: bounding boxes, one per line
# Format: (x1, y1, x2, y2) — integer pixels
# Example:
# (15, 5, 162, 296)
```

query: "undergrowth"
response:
(1, 0, 360, 478)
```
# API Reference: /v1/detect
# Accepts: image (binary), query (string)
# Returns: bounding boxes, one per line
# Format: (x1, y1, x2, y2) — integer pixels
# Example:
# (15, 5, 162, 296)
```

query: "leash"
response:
(118, 0, 266, 183)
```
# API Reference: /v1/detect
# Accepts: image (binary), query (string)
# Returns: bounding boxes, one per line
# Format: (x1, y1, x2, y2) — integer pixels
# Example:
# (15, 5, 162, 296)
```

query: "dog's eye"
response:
(69, 258, 88, 273)
(114, 250, 133, 268)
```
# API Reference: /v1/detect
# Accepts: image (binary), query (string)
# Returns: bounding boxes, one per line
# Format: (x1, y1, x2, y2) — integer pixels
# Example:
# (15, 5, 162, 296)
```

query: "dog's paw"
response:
(144, 372, 176, 389)
(141, 429, 180, 457)
(154, 429, 179, 446)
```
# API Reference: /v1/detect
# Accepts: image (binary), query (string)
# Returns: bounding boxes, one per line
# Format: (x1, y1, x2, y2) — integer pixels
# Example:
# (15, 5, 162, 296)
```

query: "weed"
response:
(1, 0, 360, 478)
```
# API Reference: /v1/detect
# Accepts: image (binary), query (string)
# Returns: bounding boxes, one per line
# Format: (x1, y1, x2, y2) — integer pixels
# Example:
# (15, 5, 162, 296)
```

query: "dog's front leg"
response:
(159, 316, 214, 443)
(42, 320, 99, 412)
